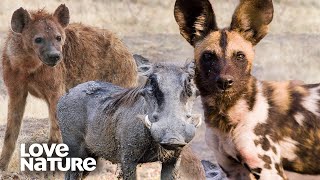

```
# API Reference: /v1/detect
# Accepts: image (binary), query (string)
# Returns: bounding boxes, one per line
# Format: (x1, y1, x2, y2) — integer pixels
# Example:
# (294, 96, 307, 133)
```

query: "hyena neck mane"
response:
(200, 76, 258, 132)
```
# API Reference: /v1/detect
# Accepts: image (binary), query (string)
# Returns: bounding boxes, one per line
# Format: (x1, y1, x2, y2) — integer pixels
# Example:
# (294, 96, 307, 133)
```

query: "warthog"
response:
(57, 60, 202, 179)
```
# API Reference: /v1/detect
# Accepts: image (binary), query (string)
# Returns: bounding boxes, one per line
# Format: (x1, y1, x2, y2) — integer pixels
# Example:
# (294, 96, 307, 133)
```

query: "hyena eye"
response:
(236, 52, 246, 61)
(34, 37, 44, 44)
(56, 36, 62, 42)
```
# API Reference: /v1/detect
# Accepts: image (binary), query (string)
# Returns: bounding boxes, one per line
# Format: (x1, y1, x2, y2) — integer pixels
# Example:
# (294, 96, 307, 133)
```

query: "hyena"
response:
(0, 4, 137, 171)
(174, 0, 320, 179)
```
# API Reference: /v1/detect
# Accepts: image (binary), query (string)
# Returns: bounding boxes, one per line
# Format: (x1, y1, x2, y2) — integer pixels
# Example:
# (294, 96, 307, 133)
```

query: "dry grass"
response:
(0, 0, 319, 36)
(0, 96, 48, 126)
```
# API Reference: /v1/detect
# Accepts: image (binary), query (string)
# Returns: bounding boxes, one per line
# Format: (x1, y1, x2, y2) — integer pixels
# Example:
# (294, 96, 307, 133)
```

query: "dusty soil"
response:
(0, 33, 319, 179)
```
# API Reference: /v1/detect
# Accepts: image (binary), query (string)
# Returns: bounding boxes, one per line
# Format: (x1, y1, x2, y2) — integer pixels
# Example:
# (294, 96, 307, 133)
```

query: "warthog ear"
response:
(174, 0, 218, 46)
(133, 54, 151, 67)
(184, 60, 196, 78)
(133, 54, 153, 77)
(54, 4, 70, 28)
(230, 0, 274, 45)
(11, 7, 31, 33)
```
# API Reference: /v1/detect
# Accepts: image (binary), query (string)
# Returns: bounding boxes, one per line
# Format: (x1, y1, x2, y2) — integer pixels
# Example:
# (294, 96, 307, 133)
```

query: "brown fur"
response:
(178, 146, 206, 180)
(0, 5, 137, 171)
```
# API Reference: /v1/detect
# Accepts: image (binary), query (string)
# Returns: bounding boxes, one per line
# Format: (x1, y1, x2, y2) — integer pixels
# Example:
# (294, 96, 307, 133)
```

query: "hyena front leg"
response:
(0, 87, 28, 171)
(47, 94, 63, 143)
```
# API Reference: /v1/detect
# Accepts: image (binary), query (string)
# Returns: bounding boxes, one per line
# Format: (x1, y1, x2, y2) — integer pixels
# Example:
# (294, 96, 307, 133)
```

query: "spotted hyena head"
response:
(11, 4, 70, 67)
(174, 0, 273, 97)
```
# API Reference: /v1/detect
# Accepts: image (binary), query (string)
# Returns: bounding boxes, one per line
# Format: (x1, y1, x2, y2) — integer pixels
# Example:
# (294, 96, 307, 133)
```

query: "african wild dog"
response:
(0, 4, 137, 171)
(174, 0, 320, 179)
(57, 60, 202, 179)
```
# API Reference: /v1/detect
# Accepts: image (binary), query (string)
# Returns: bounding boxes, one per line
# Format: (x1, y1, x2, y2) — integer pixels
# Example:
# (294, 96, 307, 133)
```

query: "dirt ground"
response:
(0, 0, 320, 179)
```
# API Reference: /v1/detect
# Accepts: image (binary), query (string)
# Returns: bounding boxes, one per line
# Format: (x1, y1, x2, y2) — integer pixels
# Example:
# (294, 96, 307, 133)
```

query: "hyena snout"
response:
(216, 75, 234, 90)
(45, 51, 62, 65)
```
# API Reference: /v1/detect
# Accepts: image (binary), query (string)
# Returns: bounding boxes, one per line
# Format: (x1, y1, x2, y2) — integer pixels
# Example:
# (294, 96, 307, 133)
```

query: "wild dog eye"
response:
(56, 36, 62, 42)
(236, 52, 246, 61)
(202, 52, 217, 62)
(34, 37, 44, 44)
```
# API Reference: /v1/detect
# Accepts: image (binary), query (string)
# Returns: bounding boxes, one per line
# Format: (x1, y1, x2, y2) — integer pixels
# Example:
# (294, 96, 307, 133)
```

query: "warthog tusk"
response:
(143, 115, 152, 129)
(191, 114, 202, 128)
(196, 117, 202, 128)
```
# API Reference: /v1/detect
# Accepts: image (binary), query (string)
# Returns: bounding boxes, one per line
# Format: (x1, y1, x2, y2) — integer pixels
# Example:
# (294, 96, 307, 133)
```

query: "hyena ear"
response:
(174, 0, 218, 47)
(11, 7, 31, 33)
(230, 0, 274, 45)
(54, 4, 70, 28)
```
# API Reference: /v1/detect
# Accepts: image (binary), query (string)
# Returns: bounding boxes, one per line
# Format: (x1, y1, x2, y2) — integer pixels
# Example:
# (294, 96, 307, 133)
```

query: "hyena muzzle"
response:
(174, 0, 320, 179)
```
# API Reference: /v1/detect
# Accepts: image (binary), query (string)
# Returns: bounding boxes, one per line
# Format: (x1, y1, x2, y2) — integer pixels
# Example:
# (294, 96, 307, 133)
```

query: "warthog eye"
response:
(147, 74, 164, 107)
(34, 37, 44, 44)
(236, 52, 246, 61)
(56, 36, 62, 42)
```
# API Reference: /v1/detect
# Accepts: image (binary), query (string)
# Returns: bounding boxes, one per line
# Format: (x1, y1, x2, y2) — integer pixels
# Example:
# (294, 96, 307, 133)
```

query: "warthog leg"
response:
(161, 156, 181, 180)
(120, 161, 138, 180)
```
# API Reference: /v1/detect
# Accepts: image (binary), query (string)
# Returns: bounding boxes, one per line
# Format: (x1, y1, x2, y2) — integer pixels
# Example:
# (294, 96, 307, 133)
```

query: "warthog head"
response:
(134, 55, 201, 150)
(11, 4, 70, 67)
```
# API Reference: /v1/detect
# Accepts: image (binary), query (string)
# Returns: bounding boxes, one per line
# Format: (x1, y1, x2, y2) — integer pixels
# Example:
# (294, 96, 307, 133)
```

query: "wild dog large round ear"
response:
(53, 4, 70, 28)
(230, 0, 274, 45)
(174, 0, 218, 46)
(11, 7, 31, 33)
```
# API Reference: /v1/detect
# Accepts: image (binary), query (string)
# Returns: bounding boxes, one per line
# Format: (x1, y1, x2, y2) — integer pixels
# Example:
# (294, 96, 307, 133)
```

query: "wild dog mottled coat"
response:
(174, 0, 320, 179)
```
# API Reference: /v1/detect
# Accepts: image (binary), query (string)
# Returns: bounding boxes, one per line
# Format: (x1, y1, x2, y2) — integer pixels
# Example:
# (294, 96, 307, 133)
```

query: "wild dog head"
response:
(11, 4, 70, 66)
(174, 0, 273, 97)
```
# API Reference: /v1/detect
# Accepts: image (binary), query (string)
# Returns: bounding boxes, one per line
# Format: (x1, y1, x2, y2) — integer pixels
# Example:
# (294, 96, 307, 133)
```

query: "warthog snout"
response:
(140, 115, 199, 150)
(160, 135, 187, 150)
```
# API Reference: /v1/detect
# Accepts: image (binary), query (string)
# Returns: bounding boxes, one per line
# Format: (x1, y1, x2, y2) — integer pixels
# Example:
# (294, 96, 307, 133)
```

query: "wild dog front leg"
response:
(206, 127, 252, 180)
(0, 86, 28, 171)
(214, 150, 252, 180)
(238, 145, 287, 180)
